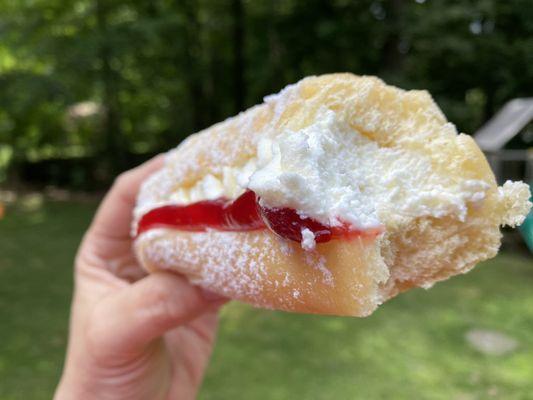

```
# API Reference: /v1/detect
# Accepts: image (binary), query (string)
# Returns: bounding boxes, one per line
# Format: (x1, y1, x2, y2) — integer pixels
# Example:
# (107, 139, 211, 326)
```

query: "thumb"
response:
(87, 272, 227, 360)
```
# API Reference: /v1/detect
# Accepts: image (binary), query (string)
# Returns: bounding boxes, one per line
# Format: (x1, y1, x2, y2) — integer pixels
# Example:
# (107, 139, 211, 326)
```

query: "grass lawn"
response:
(0, 200, 532, 399)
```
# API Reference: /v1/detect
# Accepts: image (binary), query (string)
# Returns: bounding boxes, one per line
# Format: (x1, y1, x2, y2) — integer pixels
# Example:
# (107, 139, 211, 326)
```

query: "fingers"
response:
(87, 272, 227, 362)
(89, 154, 165, 240)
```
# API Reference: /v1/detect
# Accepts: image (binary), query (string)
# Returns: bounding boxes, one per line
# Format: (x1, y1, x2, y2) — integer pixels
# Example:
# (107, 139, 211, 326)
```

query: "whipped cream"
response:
(167, 160, 257, 204)
(246, 109, 490, 229)
(146, 109, 494, 235)
(301, 228, 317, 251)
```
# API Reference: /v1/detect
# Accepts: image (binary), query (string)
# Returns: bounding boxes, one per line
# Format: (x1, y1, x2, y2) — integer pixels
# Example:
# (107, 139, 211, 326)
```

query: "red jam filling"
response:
(136, 190, 378, 244)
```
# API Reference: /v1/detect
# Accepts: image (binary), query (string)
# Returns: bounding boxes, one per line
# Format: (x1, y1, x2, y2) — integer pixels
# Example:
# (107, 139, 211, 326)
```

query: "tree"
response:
(1, 0, 532, 186)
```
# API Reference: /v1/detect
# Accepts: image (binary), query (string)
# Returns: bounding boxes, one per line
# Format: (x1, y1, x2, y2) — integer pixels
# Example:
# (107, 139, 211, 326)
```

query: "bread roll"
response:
(133, 74, 531, 316)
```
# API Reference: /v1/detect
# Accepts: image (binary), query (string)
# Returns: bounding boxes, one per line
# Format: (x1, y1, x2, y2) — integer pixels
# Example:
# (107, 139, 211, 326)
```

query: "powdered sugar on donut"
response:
(132, 74, 532, 317)
(136, 228, 340, 309)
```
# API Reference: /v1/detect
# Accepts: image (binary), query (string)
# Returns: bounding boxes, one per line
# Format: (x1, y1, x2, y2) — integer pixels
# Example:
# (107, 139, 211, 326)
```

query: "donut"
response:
(133, 74, 531, 317)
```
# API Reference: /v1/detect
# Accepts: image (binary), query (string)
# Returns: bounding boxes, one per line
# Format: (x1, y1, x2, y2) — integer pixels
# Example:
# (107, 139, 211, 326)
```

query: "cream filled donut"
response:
(133, 73, 531, 317)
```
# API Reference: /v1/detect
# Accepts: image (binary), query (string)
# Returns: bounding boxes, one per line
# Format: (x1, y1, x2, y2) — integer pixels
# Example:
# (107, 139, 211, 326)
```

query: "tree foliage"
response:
(1, 0, 532, 179)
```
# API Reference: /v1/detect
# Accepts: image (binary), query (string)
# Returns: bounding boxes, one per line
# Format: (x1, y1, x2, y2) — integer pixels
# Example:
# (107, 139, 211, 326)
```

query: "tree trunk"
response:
(267, 1, 283, 92)
(95, 0, 125, 176)
(381, 0, 405, 74)
(232, 0, 245, 113)
(483, 87, 495, 123)
(182, 0, 206, 132)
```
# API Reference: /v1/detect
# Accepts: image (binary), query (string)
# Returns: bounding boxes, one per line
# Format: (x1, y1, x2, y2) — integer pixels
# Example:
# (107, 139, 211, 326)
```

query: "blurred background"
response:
(0, 0, 532, 399)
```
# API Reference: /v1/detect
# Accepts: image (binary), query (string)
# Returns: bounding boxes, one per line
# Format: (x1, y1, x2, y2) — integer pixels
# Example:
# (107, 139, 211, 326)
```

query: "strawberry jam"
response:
(136, 190, 376, 244)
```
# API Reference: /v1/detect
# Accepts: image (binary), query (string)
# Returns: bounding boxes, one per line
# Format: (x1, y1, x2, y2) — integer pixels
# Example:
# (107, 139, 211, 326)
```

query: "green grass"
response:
(1, 201, 532, 400)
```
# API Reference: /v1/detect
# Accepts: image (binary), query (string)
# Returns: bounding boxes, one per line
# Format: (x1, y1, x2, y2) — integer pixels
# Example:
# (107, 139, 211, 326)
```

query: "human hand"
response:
(54, 156, 227, 400)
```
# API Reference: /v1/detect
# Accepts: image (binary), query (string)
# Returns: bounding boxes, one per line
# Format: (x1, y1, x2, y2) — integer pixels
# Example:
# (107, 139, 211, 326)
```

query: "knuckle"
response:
(143, 279, 188, 326)
(144, 278, 170, 305)
(113, 171, 132, 189)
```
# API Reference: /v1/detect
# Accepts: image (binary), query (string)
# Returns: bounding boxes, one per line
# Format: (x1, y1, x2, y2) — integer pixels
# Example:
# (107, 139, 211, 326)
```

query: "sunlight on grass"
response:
(0, 200, 531, 399)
